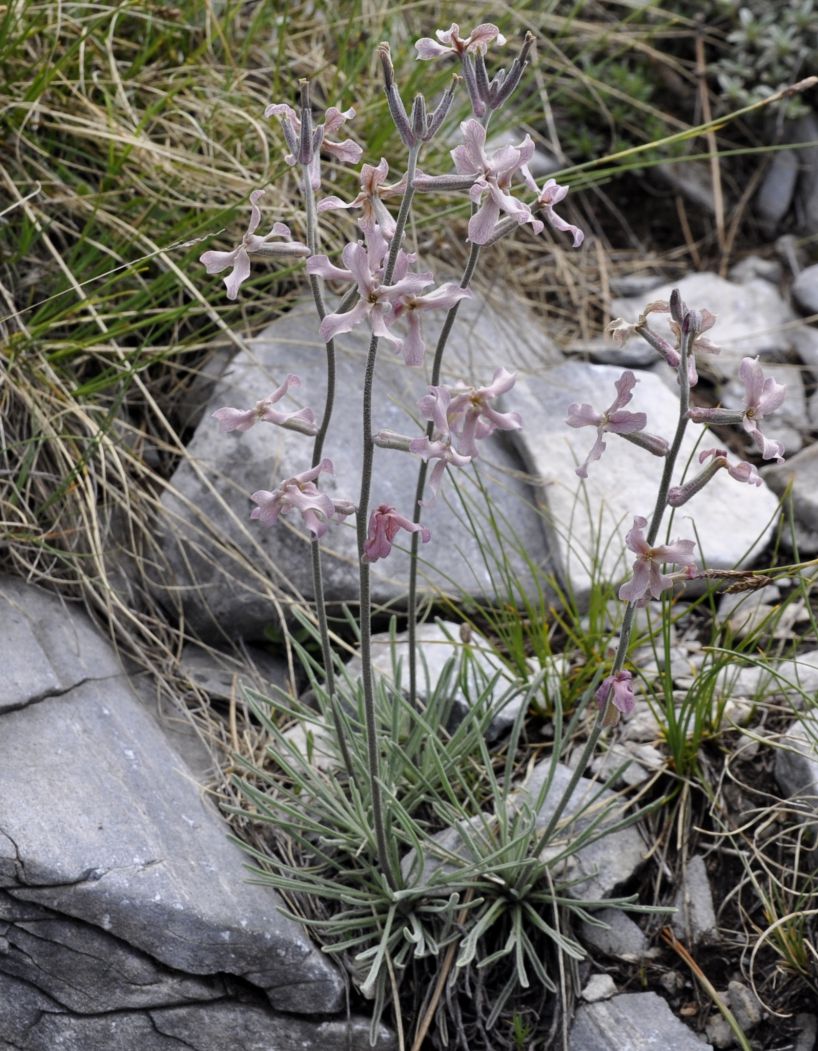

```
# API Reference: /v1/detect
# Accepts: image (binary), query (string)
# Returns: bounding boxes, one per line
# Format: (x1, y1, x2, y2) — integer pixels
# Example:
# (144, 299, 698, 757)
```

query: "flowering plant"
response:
(190, 22, 787, 1045)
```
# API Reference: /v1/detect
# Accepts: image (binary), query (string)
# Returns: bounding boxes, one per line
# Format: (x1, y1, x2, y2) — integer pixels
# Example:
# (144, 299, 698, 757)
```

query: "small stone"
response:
(794, 1012, 818, 1051)
(727, 980, 762, 1031)
(718, 585, 781, 640)
(756, 150, 799, 228)
(609, 273, 664, 297)
(579, 908, 648, 959)
(728, 255, 783, 284)
(774, 713, 818, 800)
(705, 1011, 736, 1049)
(581, 973, 617, 1002)
(584, 337, 658, 369)
(589, 741, 664, 788)
(672, 855, 717, 943)
(179, 642, 289, 703)
(793, 263, 818, 316)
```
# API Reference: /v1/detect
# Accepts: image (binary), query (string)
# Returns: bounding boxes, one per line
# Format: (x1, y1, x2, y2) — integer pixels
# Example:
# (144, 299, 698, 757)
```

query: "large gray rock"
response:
(0, 971, 393, 1051)
(611, 272, 810, 378)
(157, 297, 555, 638)
(0, 578, 343, 1015)
(510, 362, 780, 604)
(570, 991, 714, 1050)
(0, 576, 122, 713)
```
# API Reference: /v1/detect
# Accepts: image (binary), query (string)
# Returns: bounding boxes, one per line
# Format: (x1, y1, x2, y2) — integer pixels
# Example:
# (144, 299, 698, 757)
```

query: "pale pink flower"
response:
(566, 371, 648, 478)
(451, 119, 543, 244)
(415, 23, 506, 60)
(250, 459, 338, 539)
(199, 191, 309, 300)
(618, 516, 698, 606)
(687, 356, 786, 462)
(409, 435, 473, 496)
(521, 173, 584, 248)
(390, 284, 473, 366)
(317, 158, 401, 237)
(211, 374, 317, 435)
(363, 504, 431, 562)
(445, 368, 523, 456)
(739, 356, 787, 462)
(595, 670, 636, 716)
(265, 102, 362, 190)
(667, 447, 761, 507)
(307, 227, 432, 345)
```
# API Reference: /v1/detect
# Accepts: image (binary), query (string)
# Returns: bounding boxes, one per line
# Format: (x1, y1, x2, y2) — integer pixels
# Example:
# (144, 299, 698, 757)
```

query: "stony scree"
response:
(156, 297, 554, 639)
(509, 361, 779, 606)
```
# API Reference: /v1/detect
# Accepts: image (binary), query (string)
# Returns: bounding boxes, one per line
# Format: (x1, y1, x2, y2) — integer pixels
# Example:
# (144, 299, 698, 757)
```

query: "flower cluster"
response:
(409, 369, 523, 495)
(250, 460, 353, 540)
(307, 225, 470, 365)
(198, 23, 582, 568)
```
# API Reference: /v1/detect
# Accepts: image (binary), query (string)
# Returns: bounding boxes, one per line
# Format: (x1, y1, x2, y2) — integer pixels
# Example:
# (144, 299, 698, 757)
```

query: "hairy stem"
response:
(357, 145, 420, 892)
(302, 145, 354, 779)
(406, 240, 482, 708)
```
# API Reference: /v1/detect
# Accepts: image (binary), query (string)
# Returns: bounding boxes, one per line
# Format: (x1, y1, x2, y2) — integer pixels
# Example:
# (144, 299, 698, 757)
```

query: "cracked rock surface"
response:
(0, 577, 394, 1048)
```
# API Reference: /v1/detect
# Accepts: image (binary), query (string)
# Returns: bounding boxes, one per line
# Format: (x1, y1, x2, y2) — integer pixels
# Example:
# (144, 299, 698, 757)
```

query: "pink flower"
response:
(250, 459, 338, 539)
(739, 356, 787, 462)
(211, 374, 317, 435)
(595, 670, 636, 716)
(307, 227, 435, 347)
(618, 516, 698, 606)
(667, 447, 761, 507)
(390, 284, 473, 366)
(445, 368, 523, 456)
(521, 173, 584, 248)
(317, 158, 401, 237)
(451, 119, 543, 244)
(199, 191, 309, 300)
(566, 371, 648, 478)
(265, 102, 362, 190)
(362, 504, 431, 562)
(409, 435, 473, 496)
(687, 357, 786, 462)
(415, 23, 506, 60)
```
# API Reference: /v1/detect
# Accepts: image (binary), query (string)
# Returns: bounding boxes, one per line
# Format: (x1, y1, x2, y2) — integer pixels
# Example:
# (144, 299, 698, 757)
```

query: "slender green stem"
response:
(405, 241, 482, 708)
(302, 147, 354, 779)
(357, 145, 420, 892)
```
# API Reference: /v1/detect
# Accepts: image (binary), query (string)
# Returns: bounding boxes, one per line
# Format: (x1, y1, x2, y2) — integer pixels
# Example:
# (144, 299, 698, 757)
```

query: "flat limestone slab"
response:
(0, 579, 342, 1014)
(157, 298, 554, 638)
(570, 991, 713, 1050)
(510, 362, 780, 605)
